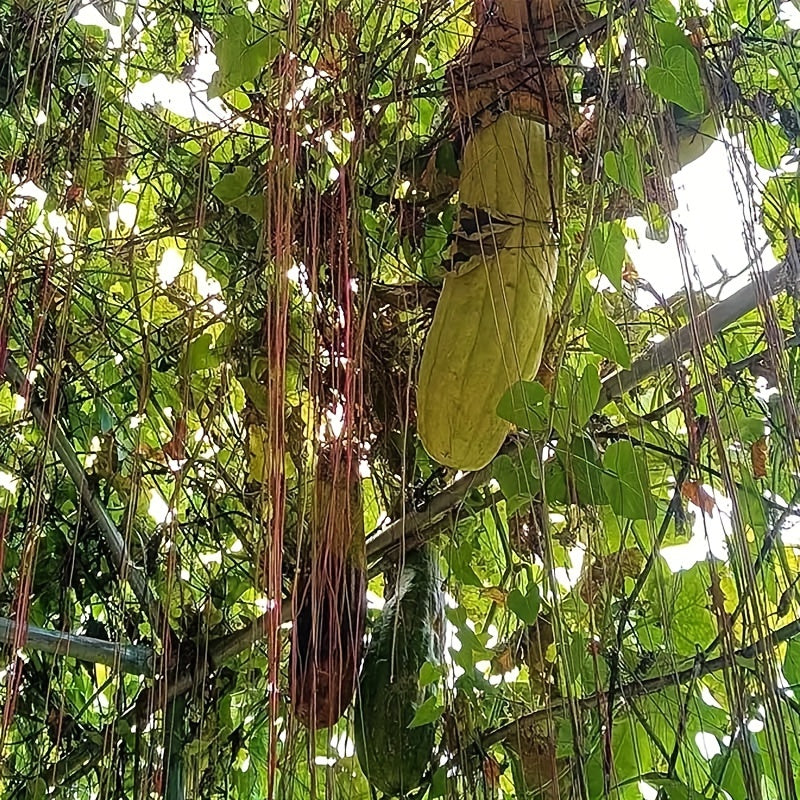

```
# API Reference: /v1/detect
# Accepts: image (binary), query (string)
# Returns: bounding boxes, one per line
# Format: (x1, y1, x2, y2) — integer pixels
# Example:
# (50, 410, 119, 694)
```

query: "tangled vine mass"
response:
(1, 0, 800, 798)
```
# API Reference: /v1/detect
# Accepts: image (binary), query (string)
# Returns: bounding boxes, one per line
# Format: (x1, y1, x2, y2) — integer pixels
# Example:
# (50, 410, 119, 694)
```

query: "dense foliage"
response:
(1, 0, 800, 798)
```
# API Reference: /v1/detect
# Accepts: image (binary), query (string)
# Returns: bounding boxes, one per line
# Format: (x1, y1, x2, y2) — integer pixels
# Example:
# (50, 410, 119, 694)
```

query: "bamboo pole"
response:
(0, 617, 153, 676)
(481, 615, 800, 748)
(599, 260, 788, 404)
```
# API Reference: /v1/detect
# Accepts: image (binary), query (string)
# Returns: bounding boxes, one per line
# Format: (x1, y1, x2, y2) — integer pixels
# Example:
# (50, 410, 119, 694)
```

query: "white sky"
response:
(627, 133, 777, 307)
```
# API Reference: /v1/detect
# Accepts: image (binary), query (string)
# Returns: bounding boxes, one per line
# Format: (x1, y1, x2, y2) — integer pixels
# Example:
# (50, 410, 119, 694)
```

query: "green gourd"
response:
(354, 547, 443, 796)
(669, 105, 719, 173)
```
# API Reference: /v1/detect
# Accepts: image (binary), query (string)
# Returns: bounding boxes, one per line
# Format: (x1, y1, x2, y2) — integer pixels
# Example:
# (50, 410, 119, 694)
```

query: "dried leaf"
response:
(534, 359, 556, 392)
(751, 437, 768, 479)
(491, 645, 516, 675)
(135, 441, 164, 462)
(92, 434, 119, 479)
(681, 481, 716, 515)
(525, 615, 554, 676)
(332, 10, 356, 39)
(64, 184, 84, 210)
(619, 548, 644, 578)
(483, 755, 501, 793)
(163, 417, 188, 463)
(579, 549, 643, 605)
(481, 586, 508, 605)
(506, 728, 562, 800)
(621, 260, 639, 284)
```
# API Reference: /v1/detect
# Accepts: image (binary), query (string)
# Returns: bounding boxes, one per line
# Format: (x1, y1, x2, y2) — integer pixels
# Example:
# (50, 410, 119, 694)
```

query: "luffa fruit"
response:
(417, 112, 562, 471)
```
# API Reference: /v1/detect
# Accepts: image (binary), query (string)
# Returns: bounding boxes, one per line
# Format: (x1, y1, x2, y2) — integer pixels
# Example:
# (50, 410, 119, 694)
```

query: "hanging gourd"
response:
(290, 443, 366, 729)
(354, 546, 444, 795)
(668, 104, 719, 173)
(417, 114, 562, 471)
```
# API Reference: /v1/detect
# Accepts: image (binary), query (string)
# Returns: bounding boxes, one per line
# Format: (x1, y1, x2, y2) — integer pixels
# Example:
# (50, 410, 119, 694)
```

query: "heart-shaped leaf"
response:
(213, 166, 253, 204)
(210, 16, 282, 97)
(408, 696, 444, 728)
(507, 582, 540, 625)
(601, 440, 656, 521)
(497, 380, 550, 431)
(590, 222, 626, 291)
(586, 302, 631, 368)
(603, 138, 645, 201)
(645, 46, 706, 115)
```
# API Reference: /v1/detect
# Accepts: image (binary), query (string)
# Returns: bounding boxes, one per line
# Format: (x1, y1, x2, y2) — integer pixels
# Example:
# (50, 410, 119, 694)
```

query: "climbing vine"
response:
(1, 0, 800, 798)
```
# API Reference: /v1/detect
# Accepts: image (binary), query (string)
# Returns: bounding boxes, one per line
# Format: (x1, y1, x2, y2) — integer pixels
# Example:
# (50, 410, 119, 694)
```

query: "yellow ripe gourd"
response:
(417, 114, 561, 472)
(458, 113, 559, 222)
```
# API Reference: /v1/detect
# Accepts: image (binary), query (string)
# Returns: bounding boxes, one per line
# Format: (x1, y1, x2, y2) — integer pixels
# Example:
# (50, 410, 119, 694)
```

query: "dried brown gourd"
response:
(290, 444, 366, 729)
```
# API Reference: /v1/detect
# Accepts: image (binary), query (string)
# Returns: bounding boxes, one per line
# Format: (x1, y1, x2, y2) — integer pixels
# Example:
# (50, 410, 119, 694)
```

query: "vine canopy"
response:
(1, 0, 800, 798)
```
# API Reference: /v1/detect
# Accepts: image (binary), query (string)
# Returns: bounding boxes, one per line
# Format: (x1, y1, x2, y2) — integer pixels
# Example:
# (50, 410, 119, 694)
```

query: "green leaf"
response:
(408, 696, 444, 728)
(419, 661, 444, 687)
(601, 440, 656, 520)
(738, 416, 766, 444)
(586, 302, 631, 368)
(762, 175, 800, 258)
(642, 562, 718, 655)
(544, 459, 568, 504)
(574, 364, 601, 427)
(738, 469, 767, 532)
(493, 454, 526, 500)
(210, 16, 281, 97)
(603, 138, 645, 201)
(551, 364, 602, 434)
(213, 166, 253, 204)
(430, 766, 447, 798)
(232, 195, 264, 221)
(0, 113, 18, 153)
(435, 140, 459, 177)
(640, 773, 705, 799)
(654, 22, 695, 50)
(649, 0, 678, 22)
(585, 717, 655, 796)
(496, 380, 550, 431)
(26, 778, 46, 800)
(558, 436, 608, 506)
(445, 605, 489, 663)
(186, 333, 219, 372)
(644, 201, 671, 241)
(95, 402, 113, 433)
(492, 447, 541, 513)
(507, 582, 540, 624)
(552, 368, 575, 436)
(746, 120, 788, 170)
(590, 222, 626, 291)
(447, 537, 483, 587)
(710, 747, 747, 800)
(645, 46, 706, 115)
(783, 639, 800, 687)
